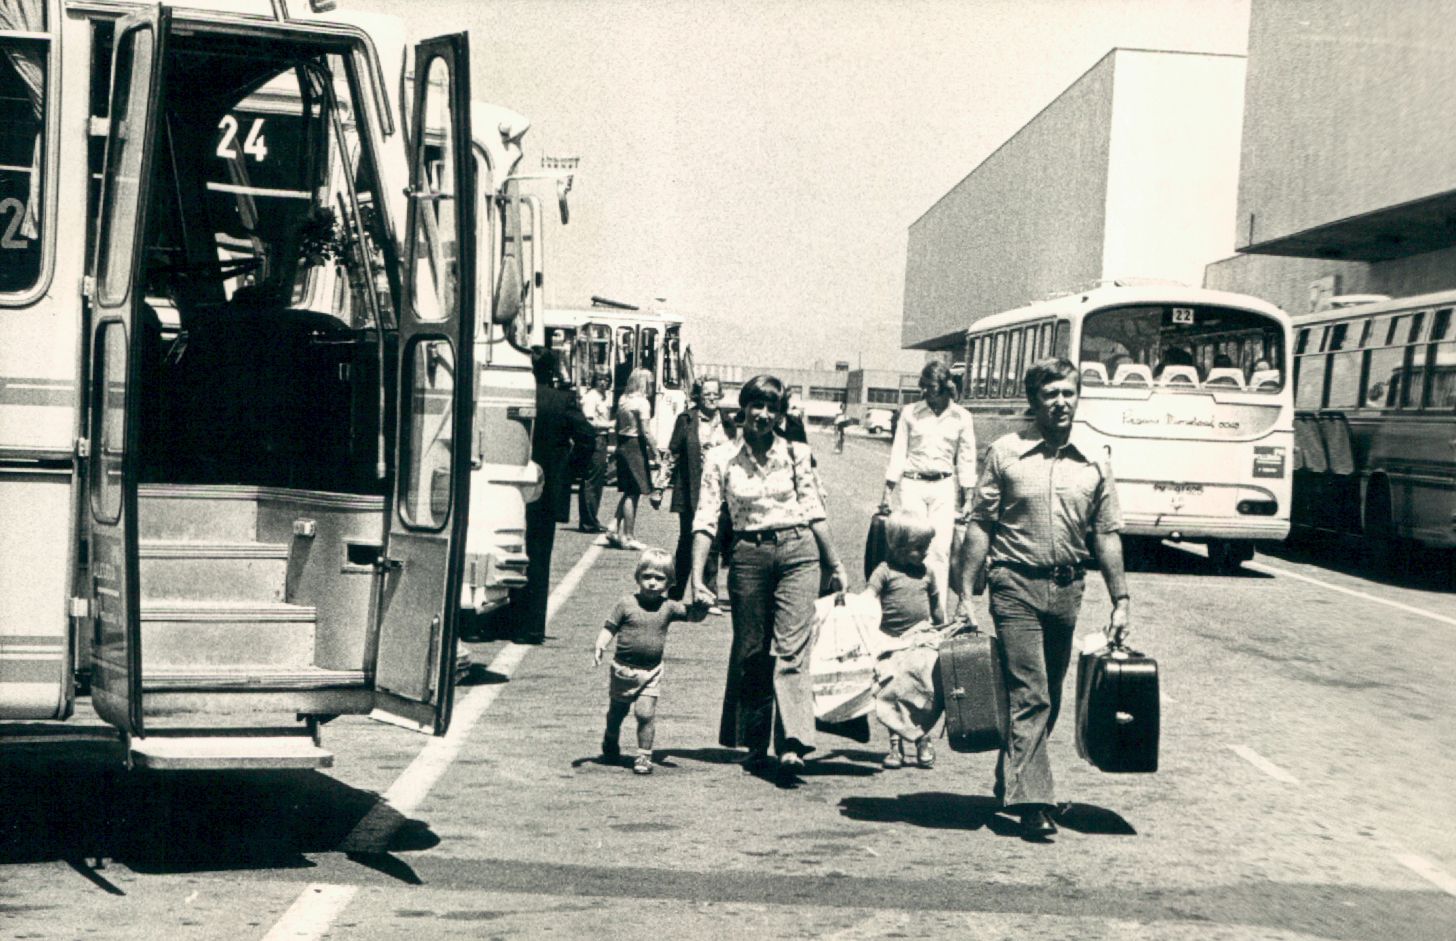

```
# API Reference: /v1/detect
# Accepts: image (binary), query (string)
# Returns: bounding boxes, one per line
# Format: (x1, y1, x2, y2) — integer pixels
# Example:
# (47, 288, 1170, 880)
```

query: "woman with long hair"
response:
(609, 367, 657, 549)
(689, 374, 849, 774)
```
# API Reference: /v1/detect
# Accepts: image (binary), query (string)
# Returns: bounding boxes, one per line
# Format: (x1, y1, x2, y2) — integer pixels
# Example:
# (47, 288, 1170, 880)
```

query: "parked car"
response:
(864, 408, 894, 435)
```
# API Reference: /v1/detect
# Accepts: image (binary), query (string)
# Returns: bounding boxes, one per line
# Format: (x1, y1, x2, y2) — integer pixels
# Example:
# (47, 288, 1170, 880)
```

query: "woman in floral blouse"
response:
(689, 374, 849, 773)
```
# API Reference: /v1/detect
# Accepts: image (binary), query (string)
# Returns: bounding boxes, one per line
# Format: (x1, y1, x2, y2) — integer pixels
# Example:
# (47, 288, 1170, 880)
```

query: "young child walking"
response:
(862, 510, 945, 770)
(594, 547, 707, 774)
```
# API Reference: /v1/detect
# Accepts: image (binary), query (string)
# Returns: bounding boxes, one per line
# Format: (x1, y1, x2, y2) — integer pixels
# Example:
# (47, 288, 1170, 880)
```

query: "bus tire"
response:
(1208, 539, 1247, 575)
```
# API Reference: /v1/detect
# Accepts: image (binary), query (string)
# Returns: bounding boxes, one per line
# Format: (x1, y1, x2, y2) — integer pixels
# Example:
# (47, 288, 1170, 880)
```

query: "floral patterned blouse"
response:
(692, 436, 826, 536)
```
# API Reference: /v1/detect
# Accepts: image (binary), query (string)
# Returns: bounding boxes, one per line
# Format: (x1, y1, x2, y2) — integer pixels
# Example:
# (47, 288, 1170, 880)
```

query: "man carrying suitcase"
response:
(953, 357, 1132, 840)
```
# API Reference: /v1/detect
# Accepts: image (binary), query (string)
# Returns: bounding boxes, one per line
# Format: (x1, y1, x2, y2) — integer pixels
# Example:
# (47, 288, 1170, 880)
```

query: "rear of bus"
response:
(1072, 289, 1293, 563)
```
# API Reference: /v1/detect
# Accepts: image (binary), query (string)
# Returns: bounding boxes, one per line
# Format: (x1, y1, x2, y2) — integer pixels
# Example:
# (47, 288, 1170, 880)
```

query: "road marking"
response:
(264, 543, 605, 940)
(260, 884, 358, 941)
(1160, 690, 1177, 705)
(1243, 557, 1456, 628)
(1227, 744, 1298, 784)
(1393, 851, 1456, 898)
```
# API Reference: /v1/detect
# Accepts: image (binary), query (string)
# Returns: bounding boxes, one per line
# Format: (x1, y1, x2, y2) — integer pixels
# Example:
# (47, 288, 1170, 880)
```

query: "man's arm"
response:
(953, 519, 991, 623)
(1090, 530, 1131, 644)
(881, 405, 909, 506)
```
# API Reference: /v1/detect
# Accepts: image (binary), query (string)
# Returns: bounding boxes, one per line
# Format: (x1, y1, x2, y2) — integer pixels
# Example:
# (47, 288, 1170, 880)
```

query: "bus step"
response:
(141, 601, 317, 671)
(139, 540, 289, 603)
(127, 728, 333, 770)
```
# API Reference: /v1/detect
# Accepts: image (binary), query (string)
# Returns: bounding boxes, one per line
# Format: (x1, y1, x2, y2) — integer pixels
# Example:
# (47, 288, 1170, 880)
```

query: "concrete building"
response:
(1204, 1, 1456, 313)
(903, 48, 1247, 356)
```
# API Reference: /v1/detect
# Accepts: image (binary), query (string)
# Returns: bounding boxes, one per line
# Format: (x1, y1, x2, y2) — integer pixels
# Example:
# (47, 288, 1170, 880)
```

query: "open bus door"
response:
(84, 9, 172, 738)
(369, 34, 475, 734)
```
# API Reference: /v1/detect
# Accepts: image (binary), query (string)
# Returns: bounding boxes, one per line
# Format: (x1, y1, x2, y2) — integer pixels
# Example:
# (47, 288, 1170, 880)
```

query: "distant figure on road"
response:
(881, 361, 976, 602)
(609, 367, 657, 550)
(513, 347, 595, 644)
(595, 547, 707, 775)
(833, 402, 850, 453)
(577, 373, 613, 534)
(954, 356, 1132, 840)
(668, 377, 735, 608)
(690, 374, 849, 775)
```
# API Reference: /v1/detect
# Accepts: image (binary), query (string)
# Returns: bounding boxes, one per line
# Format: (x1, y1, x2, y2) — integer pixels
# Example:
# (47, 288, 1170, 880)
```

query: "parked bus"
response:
(546, 301, 689, 447)
(0, 0, 525, 768)
(1288, 290, 1456, 557)
(960, 284, 1294, 572)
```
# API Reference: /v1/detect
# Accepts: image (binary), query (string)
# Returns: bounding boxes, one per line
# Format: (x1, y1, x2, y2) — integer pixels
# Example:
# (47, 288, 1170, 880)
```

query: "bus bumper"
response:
(1122, 515, 1290, 543)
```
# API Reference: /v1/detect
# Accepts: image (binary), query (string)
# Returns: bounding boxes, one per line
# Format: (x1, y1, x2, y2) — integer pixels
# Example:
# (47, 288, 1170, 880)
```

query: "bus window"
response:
(613, 324, 637, 400)
(549, 326, 575, 378)
(963, 335, 978, 400)
(0, 23, 47, 300)
(1038, 321, 1052, 361)
(584, 323, 611, 384)
(985, 333, 1001, 398)
(1327, 348, 1361, 408)
(1366, 343, 1402, 408)
(1082, 304, 1286, 393)
(662, 324, 682, 390)
(640, 326, 659, 388)
(1295, 354, 1326, 408)
(1003, 329, 1022, 395)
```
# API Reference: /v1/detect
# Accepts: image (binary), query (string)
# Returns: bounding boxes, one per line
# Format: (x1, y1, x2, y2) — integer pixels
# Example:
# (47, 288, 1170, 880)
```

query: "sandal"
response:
(633, 752, 653, 775)
(915, 737, 936, 769)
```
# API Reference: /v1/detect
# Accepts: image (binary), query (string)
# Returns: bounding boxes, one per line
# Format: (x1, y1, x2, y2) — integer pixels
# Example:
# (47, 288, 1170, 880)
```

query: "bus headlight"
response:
(522, 461, 545, 504)
(1236, 499, 1277, 516)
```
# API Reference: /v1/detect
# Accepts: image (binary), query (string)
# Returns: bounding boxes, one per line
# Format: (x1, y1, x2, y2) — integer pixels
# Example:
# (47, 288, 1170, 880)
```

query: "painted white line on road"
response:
(260, 884, 358, 941)
(1393, 851, 1456, 898)
(1227, 744, 1299, 784)
(1160, 690, 1178, 705)
(263, 543, 605, 940)
(1243, 557, 1456, 628)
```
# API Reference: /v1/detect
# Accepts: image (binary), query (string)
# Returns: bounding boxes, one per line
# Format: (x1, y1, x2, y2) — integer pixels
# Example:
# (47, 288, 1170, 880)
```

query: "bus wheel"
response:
(1208, 539, 1248, 575)
(1361, 478, 1403, 575)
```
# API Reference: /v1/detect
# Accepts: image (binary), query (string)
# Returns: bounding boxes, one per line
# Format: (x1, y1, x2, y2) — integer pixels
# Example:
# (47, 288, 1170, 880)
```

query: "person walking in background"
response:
(881, 360, 976, 601)
(954, 357, 1132, 840)
(690, 374, 849, 774)
(577, 372, 613, 534)
(668, 377, 735, 609)
(513, 347, 596, 644)
(833, 402, 850, 453)
(594, 547, 708, 775)
(609, 367, 657, 550)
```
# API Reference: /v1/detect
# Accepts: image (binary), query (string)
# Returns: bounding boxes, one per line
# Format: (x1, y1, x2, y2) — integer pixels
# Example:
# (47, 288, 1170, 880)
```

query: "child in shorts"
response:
(594, 547, 707, 774)
(862, 510, 945, 770)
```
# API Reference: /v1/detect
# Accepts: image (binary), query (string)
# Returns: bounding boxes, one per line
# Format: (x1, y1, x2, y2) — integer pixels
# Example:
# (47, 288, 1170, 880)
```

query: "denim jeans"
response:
(720, 527, 820, 755)
(988, 564, 1085, 808)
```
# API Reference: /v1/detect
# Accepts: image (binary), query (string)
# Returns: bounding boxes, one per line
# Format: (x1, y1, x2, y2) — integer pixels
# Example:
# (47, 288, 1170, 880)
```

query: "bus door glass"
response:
(662, 324, 682, 390)
(640, 326, 659, 400)
(548, 325, 575, 380)
(86, 9, 171, 736)
(613, 323, 637, 400)
(372, 34, 475, 735)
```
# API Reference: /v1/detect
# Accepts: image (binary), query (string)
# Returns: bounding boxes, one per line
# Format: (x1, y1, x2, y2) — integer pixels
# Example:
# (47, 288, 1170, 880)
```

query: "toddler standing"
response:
(595, 547, 707, 774)
(861, 511, 945, 770)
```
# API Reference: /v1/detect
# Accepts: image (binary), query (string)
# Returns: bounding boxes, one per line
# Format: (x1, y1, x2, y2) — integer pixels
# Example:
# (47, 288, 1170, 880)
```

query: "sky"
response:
(353, 0, 1252, 372)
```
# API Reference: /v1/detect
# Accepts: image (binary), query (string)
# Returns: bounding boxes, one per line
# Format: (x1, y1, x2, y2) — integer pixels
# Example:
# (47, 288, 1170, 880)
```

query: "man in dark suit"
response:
(511, 347, 596, 644)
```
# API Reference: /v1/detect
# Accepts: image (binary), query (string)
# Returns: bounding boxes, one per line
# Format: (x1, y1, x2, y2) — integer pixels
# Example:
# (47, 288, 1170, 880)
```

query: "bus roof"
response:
(1292, 286, 1456, 327)
(964, 284, 1289, 337)
(544, 306, 685, 328)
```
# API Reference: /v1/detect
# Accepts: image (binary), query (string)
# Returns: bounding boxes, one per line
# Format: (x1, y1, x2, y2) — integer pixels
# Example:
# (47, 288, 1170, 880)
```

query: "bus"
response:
(0, 0, 524, 768)
(960, 284, 1294, 572)
(546, 301, 689, 448)
(1288, 290, 1456, 558)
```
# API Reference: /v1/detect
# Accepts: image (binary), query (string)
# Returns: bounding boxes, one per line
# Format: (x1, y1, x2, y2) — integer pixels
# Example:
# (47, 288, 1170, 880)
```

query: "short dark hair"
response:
(1024, 357, 1079, 408)
(530, 346, 560, 385)
(738, 374, 787, 415)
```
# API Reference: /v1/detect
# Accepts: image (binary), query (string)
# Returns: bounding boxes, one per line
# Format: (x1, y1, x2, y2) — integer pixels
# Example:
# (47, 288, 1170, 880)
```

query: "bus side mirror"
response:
(556, 175, 572, 225)
(492, 187, 526, 325)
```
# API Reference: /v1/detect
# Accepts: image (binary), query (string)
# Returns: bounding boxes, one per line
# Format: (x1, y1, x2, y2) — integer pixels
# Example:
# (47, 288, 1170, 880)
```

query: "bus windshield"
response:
(1080, 304, 1285, 393)
(0, 28, 46, 297)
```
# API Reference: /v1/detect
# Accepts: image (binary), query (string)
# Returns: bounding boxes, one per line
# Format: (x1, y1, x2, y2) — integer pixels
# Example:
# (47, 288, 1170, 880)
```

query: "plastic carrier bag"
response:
(810, 592, 881, 723)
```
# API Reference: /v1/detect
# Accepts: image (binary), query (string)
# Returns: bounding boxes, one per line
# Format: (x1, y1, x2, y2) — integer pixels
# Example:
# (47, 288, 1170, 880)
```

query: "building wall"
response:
(902, 53, 1116, 350)
(1101, 52, 1245, 285)
(1205, 244, 1456, 317)
(1236, 0, 1456, 251)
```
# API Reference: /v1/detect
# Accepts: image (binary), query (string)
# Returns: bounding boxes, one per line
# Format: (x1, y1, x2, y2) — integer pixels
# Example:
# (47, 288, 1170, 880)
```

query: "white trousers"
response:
(894, 476, 958, 601)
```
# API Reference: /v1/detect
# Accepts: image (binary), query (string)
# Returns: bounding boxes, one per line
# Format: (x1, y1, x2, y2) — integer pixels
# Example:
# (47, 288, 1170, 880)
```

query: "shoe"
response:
(778, 752, 805, 772)
(602, 735, 620, 761)
(707, 605, 725, 617)
(1021, 806, 1058, 839)
(605, 532, 625, 549)
(580, 524, 607, 534)
(633, 753, 653, 775)
(882, 734, 904, 770)
(915, 738, 935, 769)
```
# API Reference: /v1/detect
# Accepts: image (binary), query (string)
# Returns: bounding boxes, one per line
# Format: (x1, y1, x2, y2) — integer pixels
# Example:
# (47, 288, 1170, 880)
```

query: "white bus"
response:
(546, 302, 689, 448)
(0, 0, 519, 768)
(1288, 291, 1456, 559)
(960, 284, 1294, 572)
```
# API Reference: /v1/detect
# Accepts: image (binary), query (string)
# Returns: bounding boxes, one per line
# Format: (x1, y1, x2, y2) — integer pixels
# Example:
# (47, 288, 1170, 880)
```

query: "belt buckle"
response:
(1052, 565, 1076, 586)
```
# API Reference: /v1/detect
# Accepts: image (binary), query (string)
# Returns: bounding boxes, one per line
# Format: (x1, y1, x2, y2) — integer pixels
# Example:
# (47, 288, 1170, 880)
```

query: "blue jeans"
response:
(719, 527, 820, 756)
(988, 564, 1085, 808)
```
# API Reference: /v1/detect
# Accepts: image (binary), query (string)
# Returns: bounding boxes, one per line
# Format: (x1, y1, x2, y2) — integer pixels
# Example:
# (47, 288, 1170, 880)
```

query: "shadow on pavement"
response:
(837, 791, 1023, 837)
(0, 740, 436, 881)
(1054, 801, 1138, 835)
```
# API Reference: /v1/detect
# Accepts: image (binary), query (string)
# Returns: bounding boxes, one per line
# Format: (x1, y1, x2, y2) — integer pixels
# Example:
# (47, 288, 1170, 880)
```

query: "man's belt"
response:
(735, 525, 805, 545)
(902, 470, 951, 481)
(991, 559, 1086, 586)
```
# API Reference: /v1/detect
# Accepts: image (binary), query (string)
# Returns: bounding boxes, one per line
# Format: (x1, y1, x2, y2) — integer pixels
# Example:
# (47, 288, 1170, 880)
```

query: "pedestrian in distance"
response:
(954, 356, 1132, 840)
(609, 367, 657, 550)
(512, 347, 596, 644)
(690, 374, 850, 774)
(881, 360, 977, 604)
(577, 372, 613, 533)
(833, 402, 850, 453)
(861, 509, 945, 770)
(667, 377, 735, 608)
(594, 547, 708, 774)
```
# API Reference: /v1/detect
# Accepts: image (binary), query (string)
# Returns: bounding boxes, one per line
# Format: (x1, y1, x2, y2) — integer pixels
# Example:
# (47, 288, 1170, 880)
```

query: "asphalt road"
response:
(4, 428, 1455, 940)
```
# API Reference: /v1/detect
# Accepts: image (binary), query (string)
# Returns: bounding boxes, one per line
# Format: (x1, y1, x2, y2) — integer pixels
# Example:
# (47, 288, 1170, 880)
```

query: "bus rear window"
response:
(0, 32, 48, 298)
(1080, 304, 1286, 393)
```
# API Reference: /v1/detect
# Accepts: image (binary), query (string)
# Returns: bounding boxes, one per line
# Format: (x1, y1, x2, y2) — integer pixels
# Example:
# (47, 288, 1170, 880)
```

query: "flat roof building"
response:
(903, 48, 1246, 355)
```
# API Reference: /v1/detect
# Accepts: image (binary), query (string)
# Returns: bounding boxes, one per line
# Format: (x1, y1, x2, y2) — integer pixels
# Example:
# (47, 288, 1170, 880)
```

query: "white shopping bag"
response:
(810, 592, 881, 723)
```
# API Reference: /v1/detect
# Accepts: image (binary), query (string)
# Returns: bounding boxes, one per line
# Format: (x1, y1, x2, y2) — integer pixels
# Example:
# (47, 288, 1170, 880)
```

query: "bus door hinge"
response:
(81, 276, 95, 300)
(375, 557, 403, 574)
(69, 596, 91, 618)
(75, 437, 90, 459)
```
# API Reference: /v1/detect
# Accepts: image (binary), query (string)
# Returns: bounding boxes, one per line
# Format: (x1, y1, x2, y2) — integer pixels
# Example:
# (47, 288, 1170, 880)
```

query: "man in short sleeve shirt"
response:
(955, 357, 1132, 840)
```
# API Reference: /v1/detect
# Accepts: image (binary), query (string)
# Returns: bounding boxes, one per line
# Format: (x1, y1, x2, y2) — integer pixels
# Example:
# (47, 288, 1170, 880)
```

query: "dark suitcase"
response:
(1075, 642, 1160, 773)
(937, 626, 1009, 753)
(863, 504, 891, 579)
